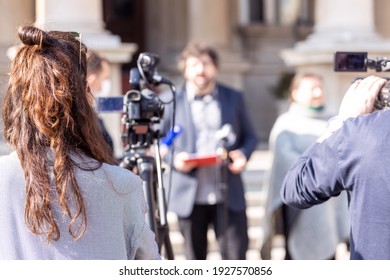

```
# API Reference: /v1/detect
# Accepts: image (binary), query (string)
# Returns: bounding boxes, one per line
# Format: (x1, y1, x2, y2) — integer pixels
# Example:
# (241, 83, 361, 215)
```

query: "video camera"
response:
(97, 52, 173, 152)
(97, 53, 176, 259)
(334, 51, 390, 110)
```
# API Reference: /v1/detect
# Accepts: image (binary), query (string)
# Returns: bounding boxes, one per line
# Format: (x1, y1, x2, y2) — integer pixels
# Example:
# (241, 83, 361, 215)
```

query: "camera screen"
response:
(334, 51, 367, 72)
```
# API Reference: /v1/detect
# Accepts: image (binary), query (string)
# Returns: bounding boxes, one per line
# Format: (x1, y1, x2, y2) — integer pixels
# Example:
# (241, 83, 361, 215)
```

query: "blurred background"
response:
(2, 0, 390, 154)
(1, 0, 390, 259)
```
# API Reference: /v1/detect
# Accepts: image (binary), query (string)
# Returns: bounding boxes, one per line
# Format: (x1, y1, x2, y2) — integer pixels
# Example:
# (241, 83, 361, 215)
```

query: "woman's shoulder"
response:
(0, 151, 20, 170)
(0, 151, 24, 185)
(103, 162, 140, 178)
(100, 163, 143, 190)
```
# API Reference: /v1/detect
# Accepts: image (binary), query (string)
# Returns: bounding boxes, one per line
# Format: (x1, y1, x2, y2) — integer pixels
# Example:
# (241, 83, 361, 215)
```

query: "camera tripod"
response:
(216, 142, 231, 259)
(120, 137, 174, 260)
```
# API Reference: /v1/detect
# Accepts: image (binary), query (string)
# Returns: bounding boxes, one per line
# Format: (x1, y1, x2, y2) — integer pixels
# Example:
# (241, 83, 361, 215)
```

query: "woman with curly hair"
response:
(0, 25, 160, 260)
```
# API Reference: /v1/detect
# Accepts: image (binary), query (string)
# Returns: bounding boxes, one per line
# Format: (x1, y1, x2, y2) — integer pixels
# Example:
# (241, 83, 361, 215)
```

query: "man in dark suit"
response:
(160, 42, 258, 259)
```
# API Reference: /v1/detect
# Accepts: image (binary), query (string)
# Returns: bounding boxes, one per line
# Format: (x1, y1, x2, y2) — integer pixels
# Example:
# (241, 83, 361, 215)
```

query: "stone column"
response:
(308, 0, 378, 45)
(187, 0, 250, 89)
(0, 0, 34, 87)
(188, 0, 229, 46)
(264, 0, 277, 25)
(34, 0, 138, 157)
(0, 0, 35, 155)
(374, 0, 390, 39)
(280, 0, 390, 115)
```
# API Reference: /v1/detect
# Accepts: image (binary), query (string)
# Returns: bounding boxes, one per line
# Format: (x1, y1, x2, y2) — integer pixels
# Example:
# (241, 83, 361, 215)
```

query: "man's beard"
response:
(193, 76, 215, 93)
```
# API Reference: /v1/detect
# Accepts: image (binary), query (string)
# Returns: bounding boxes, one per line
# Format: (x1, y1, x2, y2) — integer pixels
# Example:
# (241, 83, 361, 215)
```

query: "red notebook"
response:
(183, 154, 220, 167)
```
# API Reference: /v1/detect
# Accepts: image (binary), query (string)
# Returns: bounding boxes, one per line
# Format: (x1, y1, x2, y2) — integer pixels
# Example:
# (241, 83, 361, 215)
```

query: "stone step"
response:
(243, 170, 265, 187)
(166, 191, 266, 231)
(165, 185, 266, 259)
(163, 146, 269, 260)
(167, 207, 264, 232)
(246, 190, 266, 207)
(170, 248, 261, 260)
(166, 224, 263, 259)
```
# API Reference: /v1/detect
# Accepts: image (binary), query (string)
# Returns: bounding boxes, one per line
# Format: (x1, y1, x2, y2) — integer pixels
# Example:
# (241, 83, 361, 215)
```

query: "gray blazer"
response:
(160, 83, 258, 218)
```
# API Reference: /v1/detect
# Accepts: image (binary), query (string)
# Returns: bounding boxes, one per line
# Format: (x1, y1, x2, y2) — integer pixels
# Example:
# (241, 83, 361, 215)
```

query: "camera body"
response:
(334, 51, 390, 110)
(124, 88, 164, 120)
(96, 52, 167, 151)
(121, 54, 167, 150)
(124, 67, 164, 122)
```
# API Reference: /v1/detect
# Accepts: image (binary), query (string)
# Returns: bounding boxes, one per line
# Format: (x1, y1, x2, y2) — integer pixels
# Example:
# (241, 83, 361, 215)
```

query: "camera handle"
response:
(216, 142, 231, 260)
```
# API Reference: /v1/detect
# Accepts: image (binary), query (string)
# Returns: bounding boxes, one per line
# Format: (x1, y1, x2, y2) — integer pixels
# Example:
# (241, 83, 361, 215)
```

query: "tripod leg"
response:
(163, 230, 175, 260)
(158, 225, 175, 260)
(135, 148, 175, 259)
(218, 163, 229, 260)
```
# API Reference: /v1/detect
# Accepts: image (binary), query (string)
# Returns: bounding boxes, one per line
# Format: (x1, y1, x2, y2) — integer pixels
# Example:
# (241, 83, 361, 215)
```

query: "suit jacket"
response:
(281, 109, 390, 259)
(160, 83, 258, 218)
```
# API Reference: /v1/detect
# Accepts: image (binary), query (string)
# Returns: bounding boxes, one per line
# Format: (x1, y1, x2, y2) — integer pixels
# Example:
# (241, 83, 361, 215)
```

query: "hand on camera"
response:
(338, 75, 387, 121)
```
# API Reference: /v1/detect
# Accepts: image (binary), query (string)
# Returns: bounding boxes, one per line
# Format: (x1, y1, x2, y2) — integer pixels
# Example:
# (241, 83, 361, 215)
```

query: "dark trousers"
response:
(178, 204, 249, 260)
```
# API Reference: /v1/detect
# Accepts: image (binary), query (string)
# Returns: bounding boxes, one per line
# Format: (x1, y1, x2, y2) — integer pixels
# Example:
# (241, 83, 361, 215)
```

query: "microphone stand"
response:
(216, 141, 230, 259)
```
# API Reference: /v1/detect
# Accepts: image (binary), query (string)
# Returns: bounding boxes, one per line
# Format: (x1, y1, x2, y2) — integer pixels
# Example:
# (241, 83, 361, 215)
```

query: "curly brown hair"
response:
(2, 25, 116, 242)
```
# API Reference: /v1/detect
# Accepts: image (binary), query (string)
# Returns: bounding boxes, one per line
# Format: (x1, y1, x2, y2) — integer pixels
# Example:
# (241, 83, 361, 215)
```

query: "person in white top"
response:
(261, 73, 349, 260)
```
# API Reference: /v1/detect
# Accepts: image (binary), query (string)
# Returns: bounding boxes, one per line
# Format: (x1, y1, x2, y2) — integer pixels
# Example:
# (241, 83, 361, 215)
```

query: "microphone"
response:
(129, 67, 141, 90)
(215, 124, 236, 147)
(151, 73, 174, 86)
(159, 125, 182, 158)
(161, 125, 183, 147)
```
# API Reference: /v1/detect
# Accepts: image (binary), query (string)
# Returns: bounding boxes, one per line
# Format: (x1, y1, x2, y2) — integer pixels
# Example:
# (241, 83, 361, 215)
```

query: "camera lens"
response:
(374, 80, 390, 110)
(126, 90, 141, 102)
